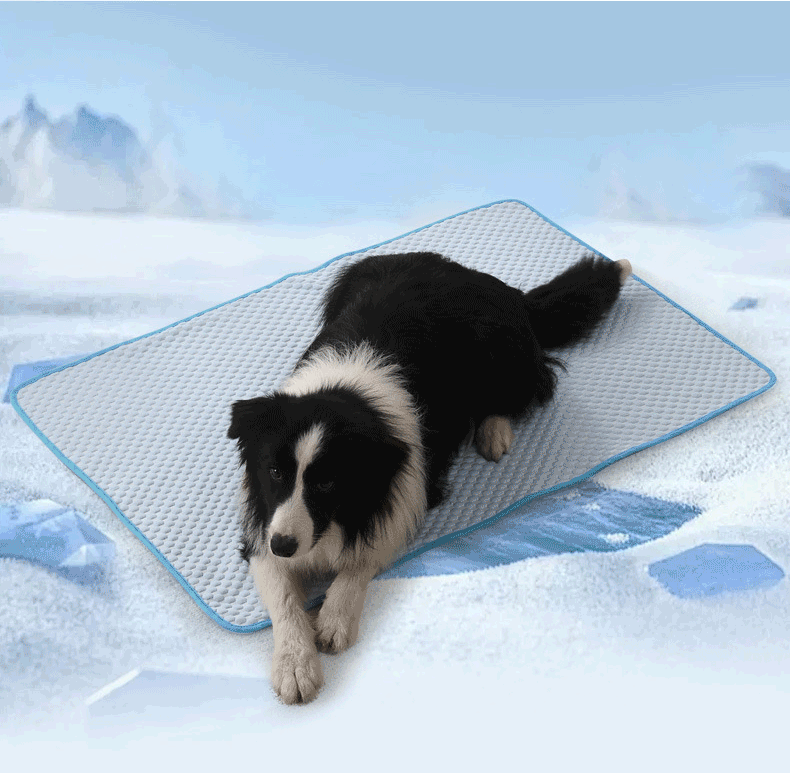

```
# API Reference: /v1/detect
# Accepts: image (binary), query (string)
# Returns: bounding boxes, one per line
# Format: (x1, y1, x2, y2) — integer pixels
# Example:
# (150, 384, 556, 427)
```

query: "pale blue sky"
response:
(1, 1, 789, 224)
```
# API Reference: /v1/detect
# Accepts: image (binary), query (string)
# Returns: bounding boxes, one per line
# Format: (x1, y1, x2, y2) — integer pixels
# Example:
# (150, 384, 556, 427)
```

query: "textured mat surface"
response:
(11, 200, 775, 631)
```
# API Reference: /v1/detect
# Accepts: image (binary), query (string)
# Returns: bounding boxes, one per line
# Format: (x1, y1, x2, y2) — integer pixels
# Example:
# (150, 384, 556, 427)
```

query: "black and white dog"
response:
(228, 250, 631, 704)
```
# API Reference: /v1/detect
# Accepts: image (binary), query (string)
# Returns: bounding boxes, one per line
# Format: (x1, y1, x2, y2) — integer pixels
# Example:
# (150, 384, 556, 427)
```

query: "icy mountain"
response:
(0, 96, 247, 219)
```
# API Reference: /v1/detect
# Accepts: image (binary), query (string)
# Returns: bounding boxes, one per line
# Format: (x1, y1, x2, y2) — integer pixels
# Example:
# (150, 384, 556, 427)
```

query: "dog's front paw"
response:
(272, 644, 323, 704)
(315, 607, 360, 654)
(475, 415, 514, 462)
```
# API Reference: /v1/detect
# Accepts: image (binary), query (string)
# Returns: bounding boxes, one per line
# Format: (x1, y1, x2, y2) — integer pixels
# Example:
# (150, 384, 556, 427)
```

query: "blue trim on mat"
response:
(9, 199, 777, 633)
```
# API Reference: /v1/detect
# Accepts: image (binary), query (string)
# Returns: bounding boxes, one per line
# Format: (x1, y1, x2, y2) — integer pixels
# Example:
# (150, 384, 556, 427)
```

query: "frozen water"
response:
(3, 355, 87, 403)
(730, 296, 760, 310)
(648, 543, 785, 598)
(0, 499, 115, 584)
(87, 670, 276, 737)
(378, 480, 700, 578)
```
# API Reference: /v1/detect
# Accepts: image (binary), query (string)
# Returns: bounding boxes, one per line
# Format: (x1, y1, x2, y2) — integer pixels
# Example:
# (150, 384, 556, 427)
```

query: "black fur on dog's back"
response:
(304, 251, 624, 507)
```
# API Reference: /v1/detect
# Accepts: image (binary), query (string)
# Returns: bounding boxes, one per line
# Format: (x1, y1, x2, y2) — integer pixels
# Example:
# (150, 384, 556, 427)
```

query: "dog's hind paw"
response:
(272, 644, 323, 704)
(614, 259, 632, 285)
(475, 415, 514, 462)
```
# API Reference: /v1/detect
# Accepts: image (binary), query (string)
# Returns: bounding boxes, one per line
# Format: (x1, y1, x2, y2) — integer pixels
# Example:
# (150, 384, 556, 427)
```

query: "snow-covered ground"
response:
(1, 207, 789, 771)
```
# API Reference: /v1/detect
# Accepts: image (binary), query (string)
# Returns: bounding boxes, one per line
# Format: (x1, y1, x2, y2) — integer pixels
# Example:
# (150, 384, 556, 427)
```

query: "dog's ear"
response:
(227, 396, 284, 440)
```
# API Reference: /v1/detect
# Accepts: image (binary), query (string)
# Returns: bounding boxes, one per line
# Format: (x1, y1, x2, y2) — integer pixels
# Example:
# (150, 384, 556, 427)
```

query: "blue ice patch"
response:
(0, 499, 115, 584)
(3, 355, 87, 403)
(648, 543, 785, 598)
(377, 481, 700, 579)
(729, 297, 759, 311)
(87, 670, 278, 736)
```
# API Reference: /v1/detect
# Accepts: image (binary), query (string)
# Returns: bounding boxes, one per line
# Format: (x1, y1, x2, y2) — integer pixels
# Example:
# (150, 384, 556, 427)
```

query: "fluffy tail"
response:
(523, 256, 631, 350)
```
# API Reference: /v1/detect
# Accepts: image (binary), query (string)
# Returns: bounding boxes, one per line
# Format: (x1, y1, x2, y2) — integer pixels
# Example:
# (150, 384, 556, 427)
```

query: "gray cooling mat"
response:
(11, 200, 776, 632)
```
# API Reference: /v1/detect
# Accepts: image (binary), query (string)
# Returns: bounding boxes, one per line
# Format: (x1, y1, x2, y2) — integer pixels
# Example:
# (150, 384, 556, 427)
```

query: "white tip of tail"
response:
(614, 259, 632, 285)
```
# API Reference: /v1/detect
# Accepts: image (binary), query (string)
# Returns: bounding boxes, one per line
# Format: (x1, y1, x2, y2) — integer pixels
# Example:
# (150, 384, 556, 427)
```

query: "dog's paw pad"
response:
(475, 415, 514, 462)
(272, 646, 323, 704)
(315, 610, 358, 654)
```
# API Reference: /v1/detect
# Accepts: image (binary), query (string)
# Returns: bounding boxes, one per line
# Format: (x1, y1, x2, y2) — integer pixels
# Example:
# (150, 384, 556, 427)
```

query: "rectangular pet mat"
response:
(11, 200, 775, 631)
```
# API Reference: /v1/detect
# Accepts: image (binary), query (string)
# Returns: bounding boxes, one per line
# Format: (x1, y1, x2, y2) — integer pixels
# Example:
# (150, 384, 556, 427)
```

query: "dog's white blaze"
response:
(268, 424, 324, 556)
(283, 341, 427, 571)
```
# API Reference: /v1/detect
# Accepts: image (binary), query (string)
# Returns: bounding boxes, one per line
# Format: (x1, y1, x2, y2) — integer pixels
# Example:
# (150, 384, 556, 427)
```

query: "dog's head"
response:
(228, 390, 408, 560)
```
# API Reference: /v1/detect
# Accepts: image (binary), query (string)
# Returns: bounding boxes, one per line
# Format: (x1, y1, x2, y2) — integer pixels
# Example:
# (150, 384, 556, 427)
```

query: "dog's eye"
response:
(316, 481, 334, 493)
(268, 467, 283, 481)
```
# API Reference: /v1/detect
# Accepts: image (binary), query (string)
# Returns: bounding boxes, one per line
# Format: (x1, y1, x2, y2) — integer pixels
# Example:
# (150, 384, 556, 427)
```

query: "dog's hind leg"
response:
(475, 415, 515, 462)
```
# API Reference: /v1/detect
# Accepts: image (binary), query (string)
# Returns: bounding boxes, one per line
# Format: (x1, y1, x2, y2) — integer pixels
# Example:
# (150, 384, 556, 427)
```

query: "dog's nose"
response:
(270, 533, 299, 558)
